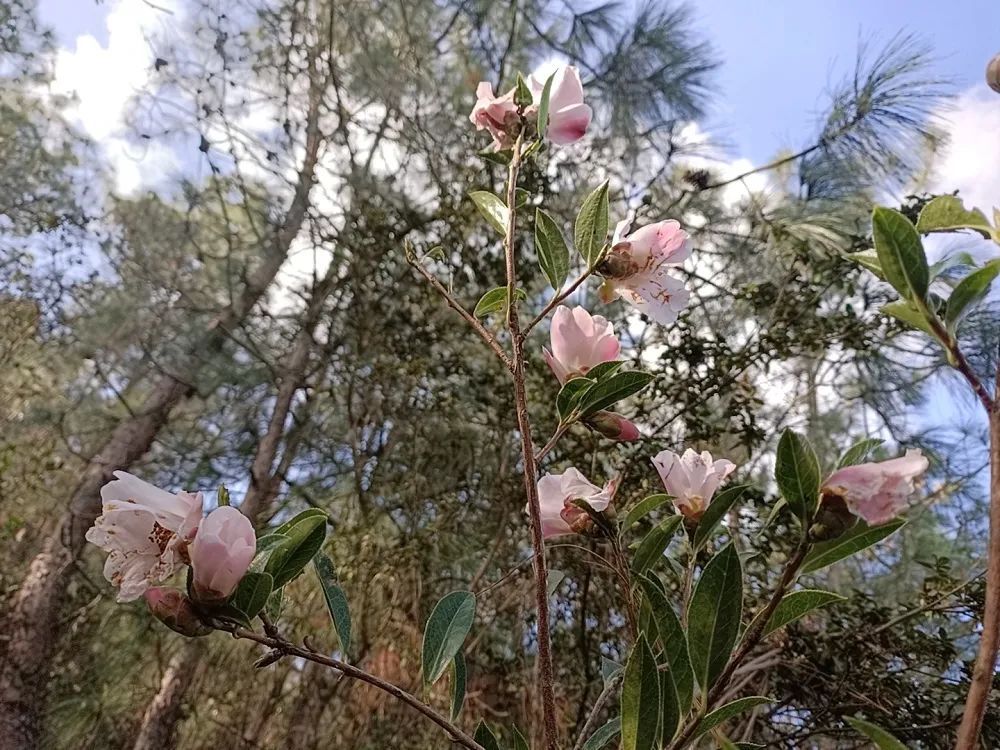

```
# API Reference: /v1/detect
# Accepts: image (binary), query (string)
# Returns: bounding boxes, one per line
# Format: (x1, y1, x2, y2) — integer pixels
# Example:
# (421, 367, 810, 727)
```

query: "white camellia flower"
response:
(85, 471, 203, 602)
(652, 448, 737, 521)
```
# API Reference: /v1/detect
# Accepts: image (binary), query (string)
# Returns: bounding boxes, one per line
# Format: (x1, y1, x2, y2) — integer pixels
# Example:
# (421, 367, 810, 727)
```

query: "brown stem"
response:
(954, 360, 1000, 749)
(922, 309, 993, 413)
(534, 422, 570, 464)
(668, 542, 809, 750)
(504, 130, 560, 750)
(524, 264, 598, 336)
(219, 624, 483, 750)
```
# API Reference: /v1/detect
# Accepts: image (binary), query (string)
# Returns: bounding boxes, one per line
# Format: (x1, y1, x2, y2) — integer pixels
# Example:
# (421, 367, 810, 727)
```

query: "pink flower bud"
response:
(585, 411, 641, 441)
(189, 506, 256, 602)
(822, 449, 928, 525)
(542, 305, 620, 384)
(652, 448, 736, 522)
(599, 219, 690, 326)
(144, 587, 211, 637)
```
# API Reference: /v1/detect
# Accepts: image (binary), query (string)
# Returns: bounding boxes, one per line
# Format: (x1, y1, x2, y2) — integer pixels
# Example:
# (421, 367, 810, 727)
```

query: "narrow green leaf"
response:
(945, 259, 1000, 330)
(450, 653, 466, 721)
(249, 533, 288, 573)
(514, 73, 532, 107)
(845, 717, 908, 750)
(848, 249, 885, 279)
(479, 149, 511, 166)
(775, 429, 821, 525)
(474, 286, 526, 317)
(916, 195, 993, 239)
(536, 71, 556, 140)
(638, 574, 693, 716)
(314, 553, 352, 656)
(421, 591, 476, 685)
(692, 485, 747, 551)
(837, 438, 884, 468)
(688, 544, 743, 690)
(270, 508, 327, 538)
(578, 371, 655, 418)
(871, 206, 929, 300)
(881, 300, 936, 336)
(583, 717, 621, 750)
(622, 494, 674, 531)
(659, 669, 680, 745)
(801, 519, 906, 574)
(601, 657, 623, 683)
(230, 572, 273, 620)
(631, 515, 682, 575)
(556, 376, 596, 421)
(265, 515, 328, 588)
(575, 181, 610, 266)
(760, 589, 846, 636)
(473, 722, 501, 750)
(585, 360, 625, 382)
(693, 696, 771, 739)
(621, 634, 660, 750)
(535, 208, 570, 290)
(264, 588, 283, 621)
(469, 191, 509, 235)
(512, 726, 530, 750)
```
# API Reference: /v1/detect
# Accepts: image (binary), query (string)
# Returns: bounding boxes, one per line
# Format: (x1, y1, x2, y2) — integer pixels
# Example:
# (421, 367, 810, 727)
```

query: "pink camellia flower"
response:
(543, 305, 620, 383)
(189, 505, 256, 601)
(528, 65, 592, 145)
(652, 449, 737, 521)
(585, 411, 641, 442)
(85, 472, 203, 602)
(534, 467, 617, 538)
(469, 82, 518, 150)
(822, 449, 929, 525)
(144, 587, 211, 637)
(598, 218, 690, 326)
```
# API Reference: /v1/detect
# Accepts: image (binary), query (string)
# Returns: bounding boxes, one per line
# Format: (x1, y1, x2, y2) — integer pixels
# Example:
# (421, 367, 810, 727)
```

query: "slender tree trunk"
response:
(131, 646, 201, 750)
(0, 78, 324, 750)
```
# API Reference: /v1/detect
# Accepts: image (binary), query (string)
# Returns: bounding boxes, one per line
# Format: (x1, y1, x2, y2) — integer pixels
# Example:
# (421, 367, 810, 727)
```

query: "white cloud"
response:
(930, 86, 1000, 215)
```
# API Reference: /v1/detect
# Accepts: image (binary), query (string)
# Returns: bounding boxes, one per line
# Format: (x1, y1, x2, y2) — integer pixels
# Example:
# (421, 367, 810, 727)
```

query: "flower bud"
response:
(988, 53, 1000, 94)
(809, 491, 857, 542)
(190, 506, 256, 602)
(585, 411, 641, 441)
(144, 587, 211, 637)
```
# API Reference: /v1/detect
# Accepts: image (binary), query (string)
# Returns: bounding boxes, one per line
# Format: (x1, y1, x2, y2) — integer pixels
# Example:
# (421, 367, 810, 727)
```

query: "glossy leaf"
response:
(775, 429, 821, 524)
(631, 515, 682, 575)
(760, 589, 846, 636)
(474, 286, 525, 318)
(871, 206, 929, 301)
(945, 259, 1000, 330)
(801, 520, 906, 574)
(881, 300, 935, 336)
(271, 508, 327, 539)
(638, 574, 694, 715)
(536, 71, 556, 141)
(622, 494, 673, 531)
(836, 438, 884, 468)
(575, 181, 610, 266)
(845, 717, 908, 750)
(688, 544, 743, 690)
(848, 249, 884, 279)
(916, 195, 993, 239)
(535, 208, 570, 291)
(421, 591, 476, 685)
(692, 485, 747, 551)
(230, 572, 273, 620)
(692, 696, 771, 739)
(473, 722, 500, 750)
(556, 376, 596, 421)
(450, 652, 466, 721)
(621, 634, 660, 750)
(314, 553, 352, 656)
(265, 514, 328, 588)
(470, 191, 509, 235)
(577, 371, 655, 418)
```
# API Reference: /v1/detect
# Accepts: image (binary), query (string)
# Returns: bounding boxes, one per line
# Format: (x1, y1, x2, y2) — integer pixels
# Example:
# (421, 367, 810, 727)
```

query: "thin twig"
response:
(524, 265, 598, 337)
(534, 422, 570, 463)
(218, 623, 484, 750)
(571, 672, 623, 750)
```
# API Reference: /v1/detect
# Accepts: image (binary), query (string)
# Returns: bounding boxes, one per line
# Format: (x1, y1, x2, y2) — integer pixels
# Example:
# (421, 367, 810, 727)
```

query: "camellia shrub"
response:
(83, 65, 1000, 750)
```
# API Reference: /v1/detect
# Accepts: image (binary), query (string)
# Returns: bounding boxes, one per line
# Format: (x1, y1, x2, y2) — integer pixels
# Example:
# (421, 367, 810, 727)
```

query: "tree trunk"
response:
(132, 645, 202, 750)
(0, 76, 324, 750)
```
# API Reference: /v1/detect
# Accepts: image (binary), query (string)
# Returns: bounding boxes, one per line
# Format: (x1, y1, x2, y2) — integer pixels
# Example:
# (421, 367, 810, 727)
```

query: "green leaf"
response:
(230, 572, 273, 620)
(583, 717, 621, 750)
(473, 722, 500, 750)
(479, 149, 511, 166)
(474, 286, 526, 317)
(801, 519, 906, 574)
(871, 206, 929, 301)
(775, 429, 821, 525)
(556, 376, 596, 421)
(314, 554, 352, 656)
(514, 73, 532, 107)
(916, 195, 993, 239)
(621, 634, 660, 750)
(270, 508, 327, 538)
(881, 300, 935, 337)
(586, 361, 625, 381)
(692, 485, 747, 551)
(692, 696, 771, 738)
(450, 652, 466, 721)
(760, 589, 846, 636)
(575, 181, 610, 266)
(848, 249, 885, 279)
(837, 438, 884, 468)
(631, 515, 682, 576)
(265, 514, 328, 589)
(601, 656, 623, 683)
(469, 191, 509, 235)
(546, 569, 565, 597)
(536, 71, 556, 141)
(622, 494, 674, 531)
(638, 574, 694, 716)
(578, 371, 655, 418)
(688, 544, 743, 690)
(512, 726, 530, 750)
(845, 717, 908, 750)
(945, 259, 1000, 331)
(264, 588, 283, 621)
(421, 591, 476, 685)
(535, 208, 570, 291)
(248, 533, 288, 573)
(217, 484, 231, 506)
(659, 668, 680, 745)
